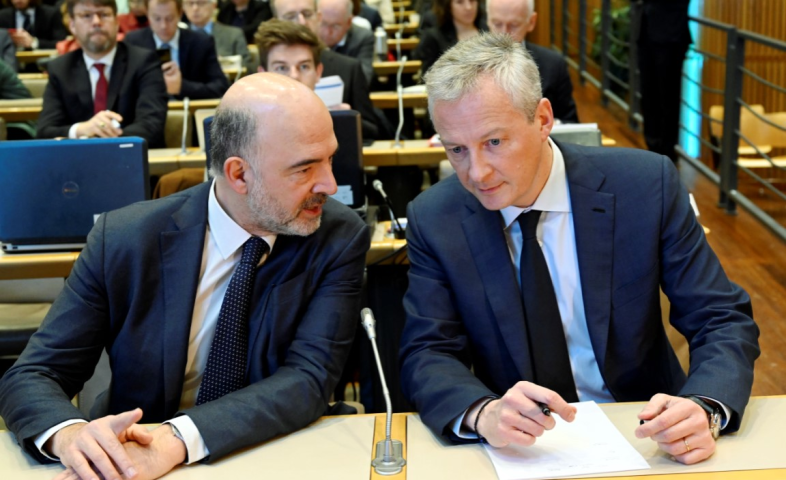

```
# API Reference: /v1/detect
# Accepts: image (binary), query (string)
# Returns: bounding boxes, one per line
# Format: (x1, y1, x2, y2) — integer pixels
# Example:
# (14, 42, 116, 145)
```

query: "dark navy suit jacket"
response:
(0, 182, 370, 463)
(124, 27, 229, 100)
(35, 42, 167, 148)
(399, 142, 759, 440)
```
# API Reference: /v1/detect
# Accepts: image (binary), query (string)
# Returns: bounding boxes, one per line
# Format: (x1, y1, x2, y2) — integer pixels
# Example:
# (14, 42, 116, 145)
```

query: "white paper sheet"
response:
(485, 401, 650, 480)
(315, 75, 345, 108)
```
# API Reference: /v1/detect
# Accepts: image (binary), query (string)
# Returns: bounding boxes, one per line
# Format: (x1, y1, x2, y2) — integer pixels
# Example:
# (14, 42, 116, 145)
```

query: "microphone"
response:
(180, 96, 190, 155)
(360, 308, 406, 475)
(373, 179, 405, 239)
(393, 55, 408, 148)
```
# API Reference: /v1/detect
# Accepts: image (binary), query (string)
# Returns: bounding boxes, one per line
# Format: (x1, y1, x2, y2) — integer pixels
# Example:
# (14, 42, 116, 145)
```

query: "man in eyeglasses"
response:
(317, 0, 373, 84)
(183, 0, 252, 73)
(272, 0, 379, 141)
(35, 0, 168, 147)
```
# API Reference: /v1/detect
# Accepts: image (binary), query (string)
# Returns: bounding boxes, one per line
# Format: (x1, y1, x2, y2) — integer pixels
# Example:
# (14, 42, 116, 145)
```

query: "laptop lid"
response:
(0, 138, 149, 249)
(330, 110, 365, 210)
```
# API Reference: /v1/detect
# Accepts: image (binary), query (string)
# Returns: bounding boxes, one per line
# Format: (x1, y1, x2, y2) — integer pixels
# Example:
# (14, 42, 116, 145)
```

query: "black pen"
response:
(538, 402, 551, 416)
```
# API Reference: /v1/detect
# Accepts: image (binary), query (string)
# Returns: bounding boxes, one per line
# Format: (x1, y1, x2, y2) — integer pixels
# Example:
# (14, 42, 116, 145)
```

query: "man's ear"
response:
(259, 65, 267, 73)
(535, 98, 554, 141)
(526, 11, 538, 34)
(316, 62, 324, 80)
(223, 156, 251, 194)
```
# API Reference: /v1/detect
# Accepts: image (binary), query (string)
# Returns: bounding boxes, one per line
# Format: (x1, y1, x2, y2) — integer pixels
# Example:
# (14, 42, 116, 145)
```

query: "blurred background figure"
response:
(117, 0, 149, 33)
(414, 0, 484, 75)
(318, 0, 373, 83)
(217, 0, 272, 43)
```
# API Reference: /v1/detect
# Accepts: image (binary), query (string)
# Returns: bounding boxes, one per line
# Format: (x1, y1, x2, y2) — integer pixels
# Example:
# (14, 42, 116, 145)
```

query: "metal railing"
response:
(547, 0, 786, 242)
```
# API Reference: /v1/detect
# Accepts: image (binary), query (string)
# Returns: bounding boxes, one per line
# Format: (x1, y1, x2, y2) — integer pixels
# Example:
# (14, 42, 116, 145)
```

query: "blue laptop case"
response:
(0, 137, 149, 250)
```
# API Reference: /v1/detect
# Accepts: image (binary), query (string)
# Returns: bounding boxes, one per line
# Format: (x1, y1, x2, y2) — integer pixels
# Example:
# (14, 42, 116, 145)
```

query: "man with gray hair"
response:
(0, 73, 369, 480)
(486, 0, 578, 123)
(318, 0, 374, 84)
(399, 33, 758, 465)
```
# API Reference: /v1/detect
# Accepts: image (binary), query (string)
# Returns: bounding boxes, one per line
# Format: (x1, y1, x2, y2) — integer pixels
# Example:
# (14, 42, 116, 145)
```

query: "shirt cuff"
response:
(164, 416, 209, 464)
(34, 419, 89, 461)
(450, 396, 499, 440)
(68, 123, 79, 139)
(696, 395, 732, 430)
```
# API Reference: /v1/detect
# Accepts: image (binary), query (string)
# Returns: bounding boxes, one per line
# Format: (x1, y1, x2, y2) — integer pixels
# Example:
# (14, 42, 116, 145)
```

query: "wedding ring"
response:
(683, 438, 691, 453)
(99, 122, 106, 128)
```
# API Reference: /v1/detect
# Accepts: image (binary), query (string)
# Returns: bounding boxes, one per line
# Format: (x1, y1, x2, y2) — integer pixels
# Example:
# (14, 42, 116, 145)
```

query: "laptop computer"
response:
(0, 137, 149, 253)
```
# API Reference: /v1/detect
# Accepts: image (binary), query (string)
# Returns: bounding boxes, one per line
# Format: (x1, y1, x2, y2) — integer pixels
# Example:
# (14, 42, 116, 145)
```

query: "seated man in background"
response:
(0, 28, 16, 70)
(125, 0, 229, 99)
(273, 0, 379, 140)
(36, 0, 167, 148)
(218, 0, 272, 43)
(0, 0, 68, 50)
(318, 0, 374, 85)
(400, 33, 759, 465)
(0, 58, 36, 138)
(487, 0, 578, 123)
(183, 0, 252, 74)
(117, 0, 149, 32)
(0, 72, 370, 480)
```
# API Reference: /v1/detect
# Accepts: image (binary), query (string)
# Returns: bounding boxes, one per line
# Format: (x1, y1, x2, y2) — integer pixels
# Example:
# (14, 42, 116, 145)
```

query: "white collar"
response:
(82, 45, 118, 71)
(208, 180, 276, 260)
(500, 137, 570, 229)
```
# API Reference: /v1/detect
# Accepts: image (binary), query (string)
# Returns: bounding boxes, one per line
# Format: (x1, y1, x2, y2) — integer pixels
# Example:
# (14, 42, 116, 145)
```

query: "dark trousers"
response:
(637, 40, 689, 163)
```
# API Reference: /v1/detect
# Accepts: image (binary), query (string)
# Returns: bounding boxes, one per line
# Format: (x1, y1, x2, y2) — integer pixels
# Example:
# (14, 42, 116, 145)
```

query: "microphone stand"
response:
(361, 308, 406, 476)
(180, 96, 190, 155)
(393, 55, 407, 149)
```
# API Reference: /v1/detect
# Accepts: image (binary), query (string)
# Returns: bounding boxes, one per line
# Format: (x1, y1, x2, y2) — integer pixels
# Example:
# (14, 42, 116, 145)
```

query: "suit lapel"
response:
(70, 55, 94, 118)
(159, 183, 211, 414)
(461, 196, 534, 382)
(562, 144, 615, 373)
(178, 29, 191, 74)
(106, 44, 127, 113)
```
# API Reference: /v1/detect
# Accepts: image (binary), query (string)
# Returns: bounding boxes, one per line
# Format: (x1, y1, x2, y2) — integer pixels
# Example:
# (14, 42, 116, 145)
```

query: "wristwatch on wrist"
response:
(682, 395, 721, 439)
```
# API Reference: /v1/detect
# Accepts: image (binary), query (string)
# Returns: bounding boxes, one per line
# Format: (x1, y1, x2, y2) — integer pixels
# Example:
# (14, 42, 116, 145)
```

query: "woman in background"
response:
(414, 0, 485, 74)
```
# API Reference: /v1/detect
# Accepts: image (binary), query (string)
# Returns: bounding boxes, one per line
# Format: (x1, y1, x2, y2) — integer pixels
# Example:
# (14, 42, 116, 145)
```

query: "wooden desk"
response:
(387, 37, 419, 51)
(383, 24, 419, 37)
(370, 91, 428, 109)
(391, 0, 411, 8)
(17, 73, 48, 80)
(374, 60, 421, 76)
(0, 250, 78, 281)
(0, 98, 43, 122)
(15, 49, 57, 63)
(167, 99, 221, 114)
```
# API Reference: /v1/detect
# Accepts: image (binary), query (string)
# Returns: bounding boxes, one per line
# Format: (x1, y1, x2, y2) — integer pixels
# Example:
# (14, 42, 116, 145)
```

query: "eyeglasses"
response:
(281, 9, 316, 22)
(183, 1, 211, 8)
(321, 22, 345, 32)
(74, 10, 114, 21)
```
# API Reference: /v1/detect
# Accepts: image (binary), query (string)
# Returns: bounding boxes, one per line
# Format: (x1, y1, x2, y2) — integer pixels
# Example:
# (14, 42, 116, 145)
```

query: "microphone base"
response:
(371, 439, 406, 475)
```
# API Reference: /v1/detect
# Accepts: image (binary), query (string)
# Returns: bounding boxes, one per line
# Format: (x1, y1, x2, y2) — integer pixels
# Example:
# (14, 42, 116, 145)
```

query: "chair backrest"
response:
(194, 108, 216, 151)
(219, 55, 244, 83)
(761, 112, 786, 150)
(708, 104, 767, 152)
(164, 109, 193, 149)
(22, 78, 48, 98)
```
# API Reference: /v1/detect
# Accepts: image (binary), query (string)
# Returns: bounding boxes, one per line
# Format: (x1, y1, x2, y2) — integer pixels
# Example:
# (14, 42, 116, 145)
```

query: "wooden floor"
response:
(571, 71, 786, 396)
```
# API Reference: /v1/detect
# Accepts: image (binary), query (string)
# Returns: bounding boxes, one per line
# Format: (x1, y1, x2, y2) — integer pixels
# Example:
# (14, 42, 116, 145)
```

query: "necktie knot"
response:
(517, 210, 542, 240)
(94, 63, 105, 74)
(241, 237, 268, 266)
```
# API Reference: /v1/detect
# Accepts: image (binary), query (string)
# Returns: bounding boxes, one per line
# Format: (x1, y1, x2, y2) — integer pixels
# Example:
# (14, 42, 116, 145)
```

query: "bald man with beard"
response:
(0, 72, 370, 480)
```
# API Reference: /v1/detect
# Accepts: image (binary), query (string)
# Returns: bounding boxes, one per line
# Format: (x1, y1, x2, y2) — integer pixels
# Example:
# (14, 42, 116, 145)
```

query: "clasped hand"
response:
(47, 408, 186, 480)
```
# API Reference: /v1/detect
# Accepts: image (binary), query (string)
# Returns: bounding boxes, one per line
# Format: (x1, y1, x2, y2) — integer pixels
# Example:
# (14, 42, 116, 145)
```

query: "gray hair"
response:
(208, 107, 259, 177)
(424, 32, 542, 121)
(486, 0, 535, 16)
(271, 0, 318, 17)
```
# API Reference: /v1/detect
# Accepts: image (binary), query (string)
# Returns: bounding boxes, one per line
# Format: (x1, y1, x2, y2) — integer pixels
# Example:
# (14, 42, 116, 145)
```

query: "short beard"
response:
(246, 179, 327, 236)
(81, 31, 114, 55)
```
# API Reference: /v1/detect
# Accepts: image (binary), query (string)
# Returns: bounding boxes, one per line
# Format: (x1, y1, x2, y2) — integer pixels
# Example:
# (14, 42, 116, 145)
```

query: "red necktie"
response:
(93, 63, 108, 115)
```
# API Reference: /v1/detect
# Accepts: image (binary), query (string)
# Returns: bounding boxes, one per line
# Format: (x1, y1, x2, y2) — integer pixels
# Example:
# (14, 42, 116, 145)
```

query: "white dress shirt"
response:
(36, 181, 277, 465)
(68, 47, 118, 139)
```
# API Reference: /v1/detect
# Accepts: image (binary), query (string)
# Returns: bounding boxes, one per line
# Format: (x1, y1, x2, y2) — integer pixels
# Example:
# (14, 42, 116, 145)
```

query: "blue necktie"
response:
(518, 210, 579, 402)
(196, 237, 268, 405)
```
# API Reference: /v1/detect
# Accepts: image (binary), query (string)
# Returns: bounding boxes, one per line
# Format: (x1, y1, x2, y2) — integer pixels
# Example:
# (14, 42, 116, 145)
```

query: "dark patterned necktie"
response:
(93, 63, 108, 114)
(518, 210, 579, 402)
(196, 236, 268, 405)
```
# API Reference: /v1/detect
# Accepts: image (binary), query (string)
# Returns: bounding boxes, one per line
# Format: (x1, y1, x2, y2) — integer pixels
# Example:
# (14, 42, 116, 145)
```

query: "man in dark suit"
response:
(125, 0, 229, 99)
(636, 0, 691, 163)
(274, 0, 379, 140)
(487, 0, 578, 123)
(217, 0, 272, 44)
(0, 73, 369, 480)
(36, 0, 167, 147)
(0, 0, 67, 49)
(318, 0, 374, 84)
(0, 28, 16, 70)
(401, 33, 759, 465)
(183, 0, 252, 72)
